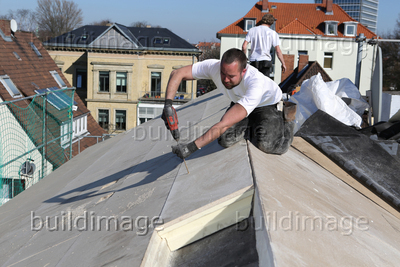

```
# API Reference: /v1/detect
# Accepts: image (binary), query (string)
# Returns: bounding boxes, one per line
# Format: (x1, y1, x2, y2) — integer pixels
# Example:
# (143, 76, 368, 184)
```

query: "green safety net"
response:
(0, 88, 74, 205)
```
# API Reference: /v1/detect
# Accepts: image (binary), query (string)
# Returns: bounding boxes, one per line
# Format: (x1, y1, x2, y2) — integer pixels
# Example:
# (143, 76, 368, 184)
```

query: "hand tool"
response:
(166, 109, 190, 174)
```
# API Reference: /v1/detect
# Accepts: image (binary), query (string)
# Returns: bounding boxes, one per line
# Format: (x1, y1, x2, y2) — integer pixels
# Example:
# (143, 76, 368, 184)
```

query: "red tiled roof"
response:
(0, 20, 106, 160)
(217, 1, 376, 39)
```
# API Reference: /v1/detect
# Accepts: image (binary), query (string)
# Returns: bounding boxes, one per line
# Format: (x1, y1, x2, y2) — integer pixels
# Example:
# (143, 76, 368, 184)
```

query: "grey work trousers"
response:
(218, 102, 294, 155)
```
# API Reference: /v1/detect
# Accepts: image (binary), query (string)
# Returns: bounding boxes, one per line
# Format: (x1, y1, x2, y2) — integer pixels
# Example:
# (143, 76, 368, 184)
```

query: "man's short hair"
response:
(261, 13, 276, 25)
(221, 48, 247, 71)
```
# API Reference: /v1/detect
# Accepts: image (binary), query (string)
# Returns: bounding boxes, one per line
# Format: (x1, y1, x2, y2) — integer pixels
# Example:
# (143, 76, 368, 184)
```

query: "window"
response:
(98, 109, 109, 130)
(178, 81, 187, 93)
(151, 72, 161, 97)
(29, 42, 42, 58)
(50, 70, 67, 88)
(73, 115, 87, 137)
(324, 52, 333, 69)
(328, 24, 335, 34)
(244, 19, 256, 32)
(154, 37, 162, 44)
(347, 25, 355, 35)
(0, 75, 22, 98)
(99, 71, 110, 92)
(344, 22, 358, 36)
(115, 110, 126, 130)
(138, 104, 164, 125)
(76, 69, 87, 89)
(116, 72, 127, 93)
(60, 122, 72, 147)
(325, 21, 338, 35)
(35, 87, 75, 110)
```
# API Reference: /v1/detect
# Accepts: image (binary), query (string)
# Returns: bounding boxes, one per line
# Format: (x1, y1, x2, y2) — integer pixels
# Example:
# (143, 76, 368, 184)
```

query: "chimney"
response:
(262, 0, 269, 12)
(298, 54, 309, 72)
(326, 0, 333, 13)
(0, 19, 12, 36)
(282, 54, 295, 82)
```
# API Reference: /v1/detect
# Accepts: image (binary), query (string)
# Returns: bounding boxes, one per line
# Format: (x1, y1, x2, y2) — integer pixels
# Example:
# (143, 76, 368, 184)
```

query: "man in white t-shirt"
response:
(162, 48, 295, 159)
(242, 13, 286, 78)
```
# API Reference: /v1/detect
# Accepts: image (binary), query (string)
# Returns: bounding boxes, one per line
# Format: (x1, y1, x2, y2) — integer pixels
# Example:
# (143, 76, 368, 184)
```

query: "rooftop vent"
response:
(13, 52, 21, 60)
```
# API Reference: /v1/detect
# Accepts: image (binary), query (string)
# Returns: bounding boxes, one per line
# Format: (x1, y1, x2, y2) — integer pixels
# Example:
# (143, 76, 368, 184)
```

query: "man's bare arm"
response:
(275, 45, 286, 73)
(194, 103, 247, 149)
(165, 65, 194, 100)
(242, 40, 249, 54)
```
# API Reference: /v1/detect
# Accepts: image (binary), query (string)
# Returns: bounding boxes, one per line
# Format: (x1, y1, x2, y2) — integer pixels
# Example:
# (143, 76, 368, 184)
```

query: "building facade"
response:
(0, 19, 106, 203)
(217, 0, 377, 96)
(44, 24, 201, 134)
(315, 0, 379, 34)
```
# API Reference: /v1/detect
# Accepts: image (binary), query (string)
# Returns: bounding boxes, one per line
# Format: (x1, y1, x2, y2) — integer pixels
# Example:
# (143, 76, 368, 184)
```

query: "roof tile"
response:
(218, 1, 376, 39)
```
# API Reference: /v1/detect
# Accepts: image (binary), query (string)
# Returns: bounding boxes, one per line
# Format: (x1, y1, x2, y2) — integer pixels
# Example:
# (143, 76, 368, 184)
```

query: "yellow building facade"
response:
(45, 24, 200, 134)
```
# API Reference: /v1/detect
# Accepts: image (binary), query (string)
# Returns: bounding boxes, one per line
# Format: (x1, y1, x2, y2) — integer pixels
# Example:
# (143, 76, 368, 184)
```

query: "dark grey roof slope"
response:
(44, 23, 199, 52)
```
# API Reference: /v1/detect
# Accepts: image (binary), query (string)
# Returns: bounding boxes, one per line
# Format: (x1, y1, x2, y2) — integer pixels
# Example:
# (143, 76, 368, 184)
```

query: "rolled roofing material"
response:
(296, 109, 400, 210)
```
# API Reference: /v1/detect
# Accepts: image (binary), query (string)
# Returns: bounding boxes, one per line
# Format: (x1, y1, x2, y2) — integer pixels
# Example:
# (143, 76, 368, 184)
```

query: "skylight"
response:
(0, 75, 22, 98)
(35, 87, 76, 110)
(29, 42, 42, 58)
(50, 70, 67, 88)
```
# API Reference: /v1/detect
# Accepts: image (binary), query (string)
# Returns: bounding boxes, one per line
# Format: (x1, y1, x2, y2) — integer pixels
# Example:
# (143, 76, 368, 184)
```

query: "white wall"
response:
(220, 35, 375, 96)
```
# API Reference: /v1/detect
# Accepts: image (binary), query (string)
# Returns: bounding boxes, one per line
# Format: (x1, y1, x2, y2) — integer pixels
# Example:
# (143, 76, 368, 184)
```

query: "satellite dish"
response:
(10, 19, 18, 33)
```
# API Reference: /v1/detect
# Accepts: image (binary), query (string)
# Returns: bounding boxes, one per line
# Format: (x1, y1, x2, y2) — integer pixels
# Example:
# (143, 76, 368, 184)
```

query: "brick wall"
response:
(0, 19, 11, 36)
(298, 54, 309, 72)
(282, 54, 294, 81)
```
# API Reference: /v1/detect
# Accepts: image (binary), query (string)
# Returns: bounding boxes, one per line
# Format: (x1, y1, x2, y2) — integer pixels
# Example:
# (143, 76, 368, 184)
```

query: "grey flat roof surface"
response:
(0, 90, 249, 266)
(1, 89, 400, 266)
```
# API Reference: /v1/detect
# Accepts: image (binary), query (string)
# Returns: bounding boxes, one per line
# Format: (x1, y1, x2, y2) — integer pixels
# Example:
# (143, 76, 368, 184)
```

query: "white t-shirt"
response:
(192, 59, 282, 116)
(245, 25, 280, 61)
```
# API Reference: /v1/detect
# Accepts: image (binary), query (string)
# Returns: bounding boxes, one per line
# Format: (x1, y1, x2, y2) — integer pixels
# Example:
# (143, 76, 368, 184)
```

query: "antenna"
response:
(10, 19, 18, 33)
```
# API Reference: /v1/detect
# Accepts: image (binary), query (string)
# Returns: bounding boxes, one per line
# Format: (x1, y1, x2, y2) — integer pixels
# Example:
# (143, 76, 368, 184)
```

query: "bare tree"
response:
(380, 13, 400, 91)
(0, 9, 37, 32)
(91, 19, 112, 26)
(196, 40, 221, 92)
(35, 0, 83, 40)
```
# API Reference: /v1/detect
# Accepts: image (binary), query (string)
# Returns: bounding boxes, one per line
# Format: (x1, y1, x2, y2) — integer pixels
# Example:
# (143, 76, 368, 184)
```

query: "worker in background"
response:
(242, 13, 286, 78)
(162, 48, 296, 159)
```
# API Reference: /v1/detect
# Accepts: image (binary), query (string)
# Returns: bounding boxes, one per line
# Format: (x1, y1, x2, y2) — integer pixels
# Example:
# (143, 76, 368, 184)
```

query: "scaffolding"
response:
(0, 88, 74, 205)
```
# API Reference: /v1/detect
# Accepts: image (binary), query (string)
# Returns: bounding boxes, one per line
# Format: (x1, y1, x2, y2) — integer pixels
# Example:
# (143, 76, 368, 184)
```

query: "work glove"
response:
(172, 141, 199, 159)
(162, 99, 177, 130)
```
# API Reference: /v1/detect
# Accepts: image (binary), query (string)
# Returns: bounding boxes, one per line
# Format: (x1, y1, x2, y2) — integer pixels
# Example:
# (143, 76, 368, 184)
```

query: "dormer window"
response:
(343, 21, 358, 37)
(154, 37, 162, 44)
(325, 21, 339, 35)
(244, 18, 256, 32)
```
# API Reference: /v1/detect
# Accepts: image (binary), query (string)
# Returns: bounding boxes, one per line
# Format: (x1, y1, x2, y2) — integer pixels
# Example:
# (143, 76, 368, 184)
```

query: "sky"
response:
(0, 0, 398, 43)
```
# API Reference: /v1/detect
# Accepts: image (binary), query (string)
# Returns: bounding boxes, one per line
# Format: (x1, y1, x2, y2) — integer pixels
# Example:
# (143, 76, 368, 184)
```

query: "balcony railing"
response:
(139, 91, 192, 101)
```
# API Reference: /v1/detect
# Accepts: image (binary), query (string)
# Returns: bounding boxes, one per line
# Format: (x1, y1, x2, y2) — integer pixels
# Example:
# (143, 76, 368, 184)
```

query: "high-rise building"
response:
(315, 0, 379, 33)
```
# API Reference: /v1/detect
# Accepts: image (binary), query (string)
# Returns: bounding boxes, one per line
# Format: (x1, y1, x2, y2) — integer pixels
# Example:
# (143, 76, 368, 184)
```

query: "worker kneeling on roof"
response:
(162, 48, 296, 159)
